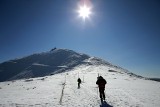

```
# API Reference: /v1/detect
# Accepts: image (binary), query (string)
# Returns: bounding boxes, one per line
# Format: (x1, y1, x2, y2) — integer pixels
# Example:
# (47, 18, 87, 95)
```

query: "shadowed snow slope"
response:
(0, 49, 91, 82)
(0, 64, 160, 107)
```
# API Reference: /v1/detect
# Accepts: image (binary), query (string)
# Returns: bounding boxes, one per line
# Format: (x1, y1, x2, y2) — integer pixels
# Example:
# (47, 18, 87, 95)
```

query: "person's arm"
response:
(104, 79, 107, 84)
(96, 80, 99, 85)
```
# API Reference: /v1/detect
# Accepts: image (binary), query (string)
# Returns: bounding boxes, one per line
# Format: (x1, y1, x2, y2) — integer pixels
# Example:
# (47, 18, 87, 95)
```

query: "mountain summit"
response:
(0, 49, 88, 82)
(0, 48, 139, 82)
(0, 48, 115, 82)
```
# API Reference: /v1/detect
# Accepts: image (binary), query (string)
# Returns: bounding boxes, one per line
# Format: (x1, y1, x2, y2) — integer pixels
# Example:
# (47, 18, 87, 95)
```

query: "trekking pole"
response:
(97, 86, 98, 97)
(97, 73, 99, 98)
(104, 88, 107, 100)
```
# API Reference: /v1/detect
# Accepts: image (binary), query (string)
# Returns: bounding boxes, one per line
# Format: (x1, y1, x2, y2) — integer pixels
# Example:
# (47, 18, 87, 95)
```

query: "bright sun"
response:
(78, 5, 91, 20)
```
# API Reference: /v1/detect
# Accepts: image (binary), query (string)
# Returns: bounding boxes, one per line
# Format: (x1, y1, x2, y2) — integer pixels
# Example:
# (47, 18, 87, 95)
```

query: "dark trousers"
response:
(78, 83, 80, 88)
(99, 88, 105, 100)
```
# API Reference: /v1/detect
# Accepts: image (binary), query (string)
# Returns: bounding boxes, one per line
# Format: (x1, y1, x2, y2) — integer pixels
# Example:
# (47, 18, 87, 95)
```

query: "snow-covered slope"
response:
(0, 48, 159, 107)
(0, 64, 160, 107)
(0, 48, 91, 82)
(0, 48, 131, 82)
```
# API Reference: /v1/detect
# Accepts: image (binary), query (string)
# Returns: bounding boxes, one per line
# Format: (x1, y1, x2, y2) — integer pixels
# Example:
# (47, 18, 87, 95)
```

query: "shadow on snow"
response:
(100, 101, 113, 107)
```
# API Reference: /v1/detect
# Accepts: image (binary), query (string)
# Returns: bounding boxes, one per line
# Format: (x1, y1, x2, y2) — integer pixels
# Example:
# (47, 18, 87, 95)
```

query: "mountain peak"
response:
(0, 49, 90, 82)
(0, 48, 141, 82)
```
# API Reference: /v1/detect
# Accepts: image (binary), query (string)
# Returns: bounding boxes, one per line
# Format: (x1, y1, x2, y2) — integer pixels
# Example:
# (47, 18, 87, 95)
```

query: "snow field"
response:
(0, 65, 160, 107)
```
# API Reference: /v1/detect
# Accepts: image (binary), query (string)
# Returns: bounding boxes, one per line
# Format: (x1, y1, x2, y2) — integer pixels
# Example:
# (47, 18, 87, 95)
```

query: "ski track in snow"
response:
(0, 65, 160, 107)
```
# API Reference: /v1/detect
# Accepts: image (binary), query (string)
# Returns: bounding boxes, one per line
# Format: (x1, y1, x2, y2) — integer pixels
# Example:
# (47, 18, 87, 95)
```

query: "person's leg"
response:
(99, 89, 103, 101)
(78, 83, 80, 88)
(102, 89, 105, 100)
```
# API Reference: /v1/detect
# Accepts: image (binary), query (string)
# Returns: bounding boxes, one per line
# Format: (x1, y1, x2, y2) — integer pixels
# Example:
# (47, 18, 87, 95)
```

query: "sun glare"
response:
(78, 5, 91, 20)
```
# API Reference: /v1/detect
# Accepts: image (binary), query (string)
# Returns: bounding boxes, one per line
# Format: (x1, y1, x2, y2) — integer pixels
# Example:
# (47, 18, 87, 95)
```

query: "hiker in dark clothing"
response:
(77, 78, 82, 88)
(96, 76, 107, 101)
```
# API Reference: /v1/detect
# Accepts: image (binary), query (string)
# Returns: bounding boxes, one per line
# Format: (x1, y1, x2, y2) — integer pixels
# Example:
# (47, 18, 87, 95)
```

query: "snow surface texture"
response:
(0, 64, 160, 107)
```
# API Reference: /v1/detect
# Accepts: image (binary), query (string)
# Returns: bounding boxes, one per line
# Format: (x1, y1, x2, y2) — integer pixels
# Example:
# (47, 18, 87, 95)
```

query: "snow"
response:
(0, 48, 91, 82)
(32, 63, 50, 67)
(0, 64, 160, 107)
(57, 66, 68, 68)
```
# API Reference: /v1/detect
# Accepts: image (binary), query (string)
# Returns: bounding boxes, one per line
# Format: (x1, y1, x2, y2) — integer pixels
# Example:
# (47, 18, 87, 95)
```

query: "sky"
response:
(0, 0, 160, 78)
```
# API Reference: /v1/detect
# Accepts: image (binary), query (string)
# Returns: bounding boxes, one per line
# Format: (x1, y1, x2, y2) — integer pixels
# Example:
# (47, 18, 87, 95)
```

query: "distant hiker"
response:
(77, 78, 82, 88)
(96, 76, 107, 102)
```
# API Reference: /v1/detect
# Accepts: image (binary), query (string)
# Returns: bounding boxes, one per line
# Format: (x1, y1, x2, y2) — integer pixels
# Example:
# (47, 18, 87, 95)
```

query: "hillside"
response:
(0, 48, 159, 107)
(0, 48, 91, 82)
(0, 64, 160, 107)
(0, 48, 128, 82)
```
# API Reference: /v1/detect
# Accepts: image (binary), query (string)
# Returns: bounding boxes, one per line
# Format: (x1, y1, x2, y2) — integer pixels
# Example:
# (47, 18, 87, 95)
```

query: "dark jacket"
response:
(96, 77, 106, 89)
(77, 78, 81, 83)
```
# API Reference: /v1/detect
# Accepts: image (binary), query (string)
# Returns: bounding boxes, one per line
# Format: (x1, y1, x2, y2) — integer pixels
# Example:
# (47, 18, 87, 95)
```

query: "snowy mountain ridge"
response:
(0, 48, 131, 82)
(0, 48, 160, 107)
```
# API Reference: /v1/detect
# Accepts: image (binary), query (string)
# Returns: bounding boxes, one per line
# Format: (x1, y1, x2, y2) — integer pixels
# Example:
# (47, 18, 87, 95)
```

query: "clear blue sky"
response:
(0, 0, 160, 78)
